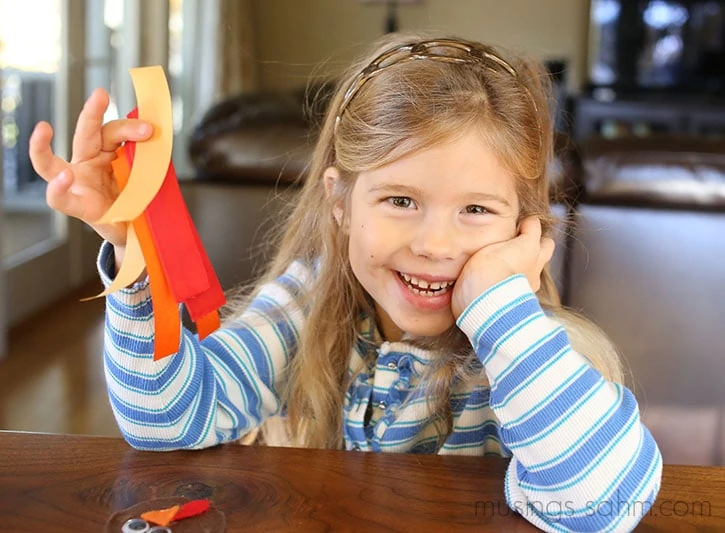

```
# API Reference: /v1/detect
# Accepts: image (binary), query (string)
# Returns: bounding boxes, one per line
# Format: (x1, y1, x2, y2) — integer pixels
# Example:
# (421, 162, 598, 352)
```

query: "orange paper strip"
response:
(196, 310, 221, 341)
(111, 151, 181, 360)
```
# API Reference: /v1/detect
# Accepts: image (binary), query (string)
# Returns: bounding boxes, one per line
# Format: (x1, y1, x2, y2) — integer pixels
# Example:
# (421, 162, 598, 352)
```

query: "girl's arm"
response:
(457, 274, 662, 533)
(99, 241, 310, 451)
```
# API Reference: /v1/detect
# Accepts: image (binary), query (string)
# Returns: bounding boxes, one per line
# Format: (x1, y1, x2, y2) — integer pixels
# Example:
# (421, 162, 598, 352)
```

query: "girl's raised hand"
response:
(28, 88, 153, 247)
(451, 217, 555, 318)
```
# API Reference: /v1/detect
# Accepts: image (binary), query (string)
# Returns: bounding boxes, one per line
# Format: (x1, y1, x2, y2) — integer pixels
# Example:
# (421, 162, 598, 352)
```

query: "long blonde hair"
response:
(229, 32, 624, 449)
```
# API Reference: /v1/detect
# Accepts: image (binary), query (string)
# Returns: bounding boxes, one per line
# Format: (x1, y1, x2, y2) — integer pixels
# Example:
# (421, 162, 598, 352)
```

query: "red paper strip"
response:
(172, 499, 211, 521)
(125, 109, 225, 321)
(182, 216, 226, 321)
(125, 109, 208, 302)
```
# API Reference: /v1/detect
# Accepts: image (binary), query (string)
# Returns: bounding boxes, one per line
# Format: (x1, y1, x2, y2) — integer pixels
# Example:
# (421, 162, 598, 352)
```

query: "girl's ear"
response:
(323, 166, 344, 227)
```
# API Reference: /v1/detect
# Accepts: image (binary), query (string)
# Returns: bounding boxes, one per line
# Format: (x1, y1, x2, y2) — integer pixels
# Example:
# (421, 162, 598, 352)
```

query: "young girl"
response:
(30, 32, 661, 532)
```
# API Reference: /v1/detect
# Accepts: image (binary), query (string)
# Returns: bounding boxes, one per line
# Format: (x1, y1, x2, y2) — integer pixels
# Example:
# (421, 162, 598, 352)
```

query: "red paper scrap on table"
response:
(173, 499, 212, 520)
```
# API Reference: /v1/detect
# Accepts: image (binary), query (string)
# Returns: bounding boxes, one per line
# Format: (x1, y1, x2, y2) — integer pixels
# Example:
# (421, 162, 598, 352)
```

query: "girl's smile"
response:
(393, 270, 456, 311)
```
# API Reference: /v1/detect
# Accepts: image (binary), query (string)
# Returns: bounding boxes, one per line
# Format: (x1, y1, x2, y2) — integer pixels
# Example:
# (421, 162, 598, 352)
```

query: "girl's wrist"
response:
(112, 244, 126, 276)
(111, 244, 147, 284)
(453, 264, 516, 317)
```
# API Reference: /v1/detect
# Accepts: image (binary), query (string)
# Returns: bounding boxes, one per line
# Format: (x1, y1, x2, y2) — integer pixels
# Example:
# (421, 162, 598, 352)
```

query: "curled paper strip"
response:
(96, 67, 172, 225)
(89, 66, 225, 360)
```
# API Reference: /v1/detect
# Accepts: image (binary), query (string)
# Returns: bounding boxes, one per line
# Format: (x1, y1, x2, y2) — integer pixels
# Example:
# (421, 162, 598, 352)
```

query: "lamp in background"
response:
(360, 0, 423, 34)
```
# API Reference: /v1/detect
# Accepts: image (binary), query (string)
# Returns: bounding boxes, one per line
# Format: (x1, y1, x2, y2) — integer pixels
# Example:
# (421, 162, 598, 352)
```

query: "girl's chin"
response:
(390, 317, 456, 340)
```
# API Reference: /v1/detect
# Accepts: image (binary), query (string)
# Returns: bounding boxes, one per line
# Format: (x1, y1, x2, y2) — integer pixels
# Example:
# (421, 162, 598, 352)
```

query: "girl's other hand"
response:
(28, 87, 153, 247)
(451, 217, 555, 318)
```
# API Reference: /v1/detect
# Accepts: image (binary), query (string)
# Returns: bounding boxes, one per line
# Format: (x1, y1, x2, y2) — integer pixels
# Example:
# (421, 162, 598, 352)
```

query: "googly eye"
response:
(122, 518, 150, 533)
(148, 528, 172, 533)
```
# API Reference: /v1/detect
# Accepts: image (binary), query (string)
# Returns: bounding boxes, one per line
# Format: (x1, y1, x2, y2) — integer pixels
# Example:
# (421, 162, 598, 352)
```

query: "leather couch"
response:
(182, 92, 725, 465)
(567, 136, 725, 466)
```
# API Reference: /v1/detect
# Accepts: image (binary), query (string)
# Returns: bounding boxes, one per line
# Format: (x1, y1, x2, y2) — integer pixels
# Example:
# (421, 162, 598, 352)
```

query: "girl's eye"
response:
(465, 205, 491, 215)
(388, 196, 414, 209)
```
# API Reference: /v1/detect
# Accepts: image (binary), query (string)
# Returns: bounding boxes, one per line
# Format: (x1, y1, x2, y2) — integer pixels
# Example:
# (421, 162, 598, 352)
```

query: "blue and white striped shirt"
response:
(99, 242, 661, 532)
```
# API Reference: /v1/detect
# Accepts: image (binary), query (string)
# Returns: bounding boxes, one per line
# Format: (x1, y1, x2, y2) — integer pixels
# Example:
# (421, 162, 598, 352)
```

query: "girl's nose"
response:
(409, 215, 459, 261)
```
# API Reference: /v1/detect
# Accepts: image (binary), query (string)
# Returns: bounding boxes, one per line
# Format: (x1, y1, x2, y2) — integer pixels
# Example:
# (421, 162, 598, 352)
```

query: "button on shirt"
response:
(341, 316, 504, 456)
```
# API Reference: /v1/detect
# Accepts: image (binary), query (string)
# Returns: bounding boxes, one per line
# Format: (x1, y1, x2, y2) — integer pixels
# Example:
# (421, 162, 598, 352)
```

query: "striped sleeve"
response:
(457, 274, 662, 533)
(98, 241, 310, 451)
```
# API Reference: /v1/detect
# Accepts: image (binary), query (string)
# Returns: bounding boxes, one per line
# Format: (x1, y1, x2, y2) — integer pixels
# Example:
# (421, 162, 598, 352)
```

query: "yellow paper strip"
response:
(82, 224, 146, 300)
(83, 149, 147, 300)
(95, 66, 173, 224)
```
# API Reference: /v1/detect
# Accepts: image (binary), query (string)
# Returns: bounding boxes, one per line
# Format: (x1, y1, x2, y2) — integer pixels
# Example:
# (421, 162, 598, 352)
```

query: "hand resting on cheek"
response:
(451, 216, 555, 318)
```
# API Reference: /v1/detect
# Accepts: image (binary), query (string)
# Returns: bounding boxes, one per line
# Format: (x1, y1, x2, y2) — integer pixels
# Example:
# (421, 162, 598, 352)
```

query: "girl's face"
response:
(342, 129, 520, 341)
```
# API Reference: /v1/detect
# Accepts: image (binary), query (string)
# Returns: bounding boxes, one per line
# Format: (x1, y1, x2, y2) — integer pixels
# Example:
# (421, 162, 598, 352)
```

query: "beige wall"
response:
(254, 0, 590, 92)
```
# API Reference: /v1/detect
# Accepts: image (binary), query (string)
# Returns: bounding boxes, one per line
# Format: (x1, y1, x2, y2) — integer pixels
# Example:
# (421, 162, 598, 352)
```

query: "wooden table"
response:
(1, 431, 724, 532)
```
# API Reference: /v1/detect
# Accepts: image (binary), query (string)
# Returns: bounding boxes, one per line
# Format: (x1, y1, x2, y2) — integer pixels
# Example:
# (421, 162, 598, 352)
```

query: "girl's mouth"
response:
(396, 271, 455, 297)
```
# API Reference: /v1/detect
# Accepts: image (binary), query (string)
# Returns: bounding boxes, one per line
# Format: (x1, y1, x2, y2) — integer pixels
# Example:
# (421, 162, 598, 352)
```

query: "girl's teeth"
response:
(399, 272, 454, 292)
(398, 271, 454, 298)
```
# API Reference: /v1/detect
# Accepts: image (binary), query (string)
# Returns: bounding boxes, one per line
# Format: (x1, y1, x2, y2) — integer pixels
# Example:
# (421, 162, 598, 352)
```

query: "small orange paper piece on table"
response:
(141, 504, 180, 527)
(91, 66, 225, 360)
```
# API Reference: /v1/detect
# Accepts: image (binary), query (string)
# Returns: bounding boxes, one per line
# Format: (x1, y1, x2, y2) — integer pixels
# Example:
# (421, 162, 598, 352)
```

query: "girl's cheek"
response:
(463, 223, 515, 253)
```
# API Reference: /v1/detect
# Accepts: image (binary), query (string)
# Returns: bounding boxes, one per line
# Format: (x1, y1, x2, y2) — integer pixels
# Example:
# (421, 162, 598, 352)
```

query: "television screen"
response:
(588, 0, 725, 95)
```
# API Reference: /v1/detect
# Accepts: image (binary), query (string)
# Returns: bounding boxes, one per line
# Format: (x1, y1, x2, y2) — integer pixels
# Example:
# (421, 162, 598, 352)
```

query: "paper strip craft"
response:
(90, 66, 225, 359)
(140, 504, 180, 527)
(140, 499, 212, 526)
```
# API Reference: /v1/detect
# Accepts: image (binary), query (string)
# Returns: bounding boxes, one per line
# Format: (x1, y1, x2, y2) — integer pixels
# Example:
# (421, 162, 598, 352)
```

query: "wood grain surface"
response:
(1, 431, 724, 532)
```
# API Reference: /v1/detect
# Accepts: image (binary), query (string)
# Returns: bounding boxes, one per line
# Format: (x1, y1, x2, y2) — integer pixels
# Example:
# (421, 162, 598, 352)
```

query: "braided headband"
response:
(333, 38, 521, 136)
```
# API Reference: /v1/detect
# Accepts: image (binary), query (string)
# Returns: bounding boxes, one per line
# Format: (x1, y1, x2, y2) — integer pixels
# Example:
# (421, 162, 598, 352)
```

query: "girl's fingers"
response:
(29, 122, 69, 181)
(539, 237, 555, 267)
(46, 169, 109, 222)
(97, 150, 119, 164)
(531, 237, 555, 293)
(100, 118, 153, 152)
(46, 169, 83, 218)
(518, 216, 542, 241)
(71, 88, 110, 163)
